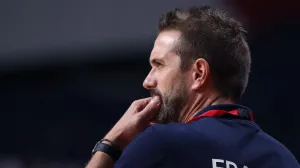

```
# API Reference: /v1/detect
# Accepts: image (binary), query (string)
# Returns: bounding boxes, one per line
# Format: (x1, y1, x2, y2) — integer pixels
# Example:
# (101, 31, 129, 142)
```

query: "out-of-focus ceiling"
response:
(0, 0, 224, 69)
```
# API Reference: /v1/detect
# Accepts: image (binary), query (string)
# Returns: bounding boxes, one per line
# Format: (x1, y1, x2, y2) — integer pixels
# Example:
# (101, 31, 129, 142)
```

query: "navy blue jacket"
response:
(115, 104, 300, 168)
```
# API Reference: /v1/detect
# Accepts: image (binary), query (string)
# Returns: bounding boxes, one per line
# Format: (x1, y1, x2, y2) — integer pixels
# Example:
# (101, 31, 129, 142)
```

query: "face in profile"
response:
(143, 30, 190, 124)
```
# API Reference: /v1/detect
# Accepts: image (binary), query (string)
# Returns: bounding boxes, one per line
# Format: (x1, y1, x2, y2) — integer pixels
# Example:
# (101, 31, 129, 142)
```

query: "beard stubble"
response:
(150, 80, 188, 124)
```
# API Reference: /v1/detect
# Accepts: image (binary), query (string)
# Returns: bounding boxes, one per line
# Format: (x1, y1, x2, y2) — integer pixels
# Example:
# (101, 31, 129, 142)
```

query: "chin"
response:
(152, 111, 172, 124)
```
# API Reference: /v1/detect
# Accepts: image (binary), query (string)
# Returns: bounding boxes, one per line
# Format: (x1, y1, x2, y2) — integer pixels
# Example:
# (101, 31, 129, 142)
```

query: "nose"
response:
(143, 70, 157, 90)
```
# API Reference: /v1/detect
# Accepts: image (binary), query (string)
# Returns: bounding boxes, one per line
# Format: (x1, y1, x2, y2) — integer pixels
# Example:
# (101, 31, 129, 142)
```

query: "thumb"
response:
(137, 96, 161, 120)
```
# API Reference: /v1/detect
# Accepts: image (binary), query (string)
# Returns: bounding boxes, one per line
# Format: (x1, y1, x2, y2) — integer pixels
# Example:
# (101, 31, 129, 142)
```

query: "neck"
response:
(180, 93, 234, 123)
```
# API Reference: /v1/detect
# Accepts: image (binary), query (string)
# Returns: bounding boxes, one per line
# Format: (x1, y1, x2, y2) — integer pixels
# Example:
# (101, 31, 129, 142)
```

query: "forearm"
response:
(86, 151, 114, 168)
(86, 97, 160, 168)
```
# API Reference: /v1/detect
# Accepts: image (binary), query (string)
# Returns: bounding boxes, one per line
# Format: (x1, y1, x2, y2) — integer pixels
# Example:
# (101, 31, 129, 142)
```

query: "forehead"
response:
(150, 30, 182, 60)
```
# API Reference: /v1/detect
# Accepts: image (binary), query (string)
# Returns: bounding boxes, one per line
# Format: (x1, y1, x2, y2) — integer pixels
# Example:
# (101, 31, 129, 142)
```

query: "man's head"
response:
(143, 6, 251, 124)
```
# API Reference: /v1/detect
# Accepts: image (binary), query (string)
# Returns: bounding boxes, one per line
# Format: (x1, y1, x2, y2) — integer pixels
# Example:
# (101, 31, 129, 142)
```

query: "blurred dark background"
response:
(1, 0, 300, 167)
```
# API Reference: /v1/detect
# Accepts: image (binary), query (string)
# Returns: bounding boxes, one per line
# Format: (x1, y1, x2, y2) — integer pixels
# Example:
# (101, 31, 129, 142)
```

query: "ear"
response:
(191, 58, 210, 91)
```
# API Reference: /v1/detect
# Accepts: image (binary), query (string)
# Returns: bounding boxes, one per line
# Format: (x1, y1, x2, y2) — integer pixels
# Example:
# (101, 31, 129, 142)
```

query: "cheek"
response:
(158, 71, 179, 94)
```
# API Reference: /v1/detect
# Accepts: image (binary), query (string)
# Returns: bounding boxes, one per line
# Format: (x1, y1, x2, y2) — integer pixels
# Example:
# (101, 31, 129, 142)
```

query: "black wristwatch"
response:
(92, 139, 122, 162)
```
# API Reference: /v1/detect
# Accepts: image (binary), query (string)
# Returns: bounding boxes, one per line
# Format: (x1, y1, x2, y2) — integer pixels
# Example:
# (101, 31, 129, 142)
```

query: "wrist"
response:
(92, 140, 122, 162)
(104, 134, 126, 150)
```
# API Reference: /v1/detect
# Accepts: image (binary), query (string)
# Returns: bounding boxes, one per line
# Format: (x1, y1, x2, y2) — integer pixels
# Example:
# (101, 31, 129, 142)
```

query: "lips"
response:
(150, 89, 163, 103)
(150, 89, 161, 97)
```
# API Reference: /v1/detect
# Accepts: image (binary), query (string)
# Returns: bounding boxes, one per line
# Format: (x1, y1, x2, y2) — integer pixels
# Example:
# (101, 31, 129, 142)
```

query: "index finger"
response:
(137, 96, 161, 120)
(132, 97, 152, 113)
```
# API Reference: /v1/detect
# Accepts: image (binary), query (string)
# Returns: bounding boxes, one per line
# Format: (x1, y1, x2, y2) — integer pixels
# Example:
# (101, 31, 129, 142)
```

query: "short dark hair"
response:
(158, 5, 251, 101)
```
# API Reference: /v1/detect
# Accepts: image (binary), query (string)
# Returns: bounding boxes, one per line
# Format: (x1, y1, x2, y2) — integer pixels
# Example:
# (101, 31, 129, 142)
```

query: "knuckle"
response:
(131, 100, 139, 108)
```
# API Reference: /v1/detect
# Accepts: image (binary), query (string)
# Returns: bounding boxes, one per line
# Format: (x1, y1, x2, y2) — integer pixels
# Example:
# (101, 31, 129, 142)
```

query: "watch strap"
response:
(92, 141, 122, 162)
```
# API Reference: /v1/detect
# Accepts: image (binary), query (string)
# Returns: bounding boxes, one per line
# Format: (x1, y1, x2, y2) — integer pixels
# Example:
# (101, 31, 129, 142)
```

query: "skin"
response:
(86, 30, 233, 168)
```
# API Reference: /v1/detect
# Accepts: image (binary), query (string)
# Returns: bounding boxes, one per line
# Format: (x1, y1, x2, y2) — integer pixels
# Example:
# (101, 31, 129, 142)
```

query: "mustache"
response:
(150, 89, 162, 98)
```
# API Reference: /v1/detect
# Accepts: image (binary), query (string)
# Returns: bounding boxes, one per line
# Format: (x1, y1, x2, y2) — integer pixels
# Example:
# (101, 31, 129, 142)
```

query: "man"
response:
(86, 6, 300, 168)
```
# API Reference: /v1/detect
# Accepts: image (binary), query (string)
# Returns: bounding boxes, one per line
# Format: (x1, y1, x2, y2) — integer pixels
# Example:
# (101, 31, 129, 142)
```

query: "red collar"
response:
(186, 106, 255, 124)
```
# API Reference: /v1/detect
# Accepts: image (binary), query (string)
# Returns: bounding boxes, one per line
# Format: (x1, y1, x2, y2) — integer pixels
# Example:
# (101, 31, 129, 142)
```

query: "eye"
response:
(153, 60, 163, 67)
(150, 58, 165, 69)
(154, 61, 162, 67)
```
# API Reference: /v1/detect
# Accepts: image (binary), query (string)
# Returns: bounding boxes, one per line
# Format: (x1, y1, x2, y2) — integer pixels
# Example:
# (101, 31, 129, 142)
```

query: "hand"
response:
(104, 96, 161, 150)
